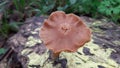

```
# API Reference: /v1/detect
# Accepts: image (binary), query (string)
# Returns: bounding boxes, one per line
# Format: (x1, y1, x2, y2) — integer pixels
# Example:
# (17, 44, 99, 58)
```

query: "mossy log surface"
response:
(8, 16, 120, 68)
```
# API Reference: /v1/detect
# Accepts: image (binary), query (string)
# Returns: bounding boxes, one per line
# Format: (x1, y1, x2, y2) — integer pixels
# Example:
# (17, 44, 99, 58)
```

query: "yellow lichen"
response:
(59, 39, 119, 68)
(21, 48, 33, 55)
(25, 36, 42, 47)
(27, 50, 49, 68)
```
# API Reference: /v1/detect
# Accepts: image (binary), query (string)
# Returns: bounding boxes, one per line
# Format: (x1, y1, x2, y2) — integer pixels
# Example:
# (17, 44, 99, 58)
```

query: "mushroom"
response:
(39, 11, 91, 58)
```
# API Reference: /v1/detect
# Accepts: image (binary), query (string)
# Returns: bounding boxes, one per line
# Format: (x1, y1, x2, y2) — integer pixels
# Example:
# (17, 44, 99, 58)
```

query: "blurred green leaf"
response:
(0, 1, 7, 7)
(0, 48, 6, 55)
(9, 22, 23, 32)
(69, 0, 76, 5)
(13, 0, 19, 11)
(57, 7, 64, 11)
(20, 0, 25, 8)
(113, 7, 120, 14)
(106, 9, 111, 15)
(0, 22, 10, 37)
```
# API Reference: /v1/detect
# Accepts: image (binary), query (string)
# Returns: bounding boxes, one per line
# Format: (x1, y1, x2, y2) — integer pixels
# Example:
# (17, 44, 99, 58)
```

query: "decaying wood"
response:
(7, 16, 120, 68)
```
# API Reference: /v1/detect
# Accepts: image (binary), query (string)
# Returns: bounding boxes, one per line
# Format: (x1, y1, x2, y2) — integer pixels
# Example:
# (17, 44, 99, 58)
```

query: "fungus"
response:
(40, 11, 91, 58)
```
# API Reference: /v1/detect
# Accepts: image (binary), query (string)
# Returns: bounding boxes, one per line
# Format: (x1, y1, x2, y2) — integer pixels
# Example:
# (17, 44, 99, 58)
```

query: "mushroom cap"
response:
(40, 11, 91, 54)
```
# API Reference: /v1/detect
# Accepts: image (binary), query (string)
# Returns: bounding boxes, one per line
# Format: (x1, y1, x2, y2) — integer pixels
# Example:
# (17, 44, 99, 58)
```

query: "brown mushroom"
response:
(40, 11, 91, 58)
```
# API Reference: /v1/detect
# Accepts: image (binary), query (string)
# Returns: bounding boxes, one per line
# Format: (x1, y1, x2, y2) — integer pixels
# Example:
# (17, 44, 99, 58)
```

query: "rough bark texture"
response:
(7, 16, 120, 68)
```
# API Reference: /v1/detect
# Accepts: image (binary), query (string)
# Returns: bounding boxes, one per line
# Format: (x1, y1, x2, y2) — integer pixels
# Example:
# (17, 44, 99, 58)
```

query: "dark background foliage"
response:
(0, 0, 120, 40)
